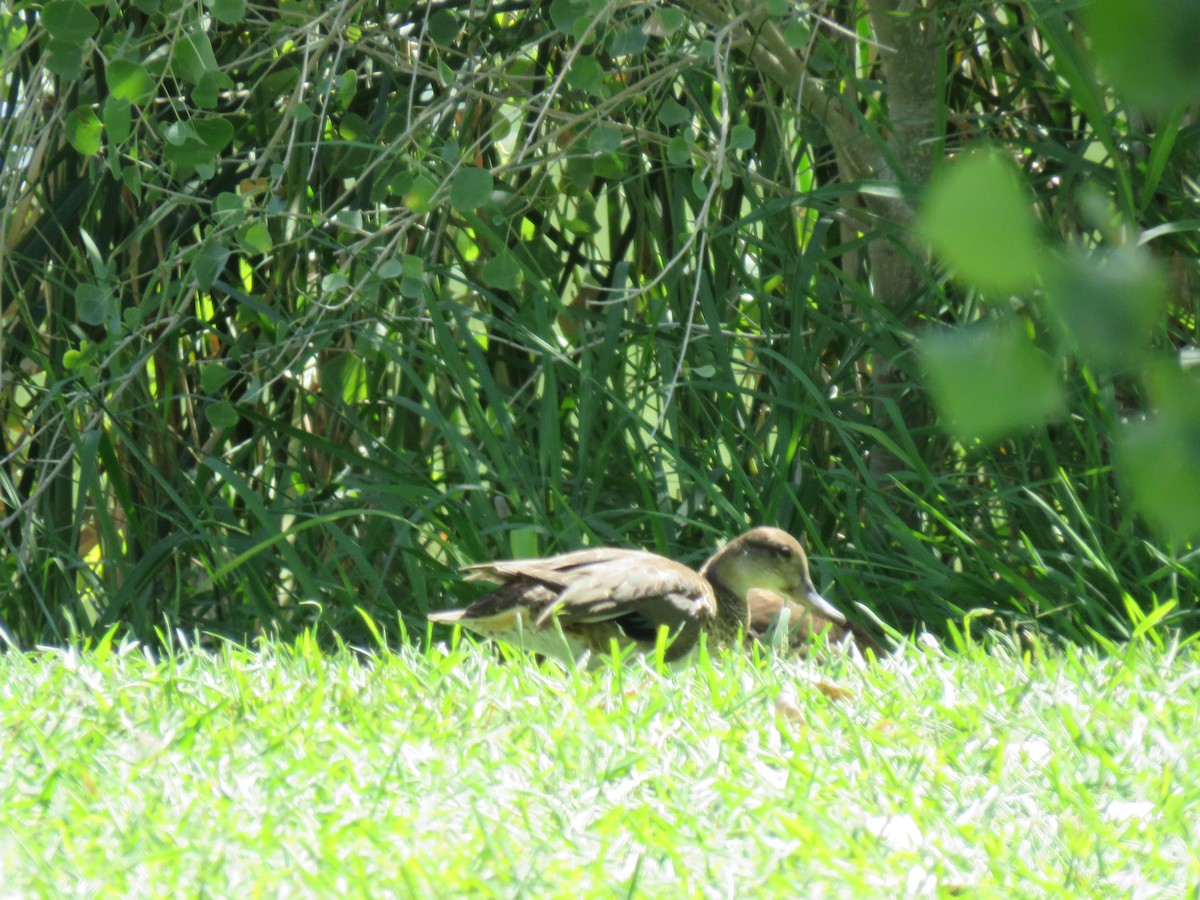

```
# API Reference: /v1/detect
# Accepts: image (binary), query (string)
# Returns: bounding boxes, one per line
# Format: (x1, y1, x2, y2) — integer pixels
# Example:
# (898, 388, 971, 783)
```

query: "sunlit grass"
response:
(1, 631, 1197, 895)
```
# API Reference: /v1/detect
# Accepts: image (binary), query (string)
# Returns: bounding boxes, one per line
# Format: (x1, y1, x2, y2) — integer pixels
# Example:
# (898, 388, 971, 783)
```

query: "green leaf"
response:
(1118, 366, 1200, 541)
(65, 106, 103, 156)
(566, 57, 605, 96)
(404, 174, 438, 213)
(239, 221, 273, 255)
(107, 59, 155, 104)
(212, 192, 245, 226)
(163, 137, 208, 171)
(338, 112, 369, 141)
(666, 136, 691, 165)
(322, 272, 349, 293)
(565, 157, 593, 191)
(191, 69, 234, 109)
(440, 137, 461, 163)
(400, 277, 425, 299)
(321, 353, 367, 404)
(783, 21, 810, 50)
(387, 170, 414, 196)
(191, 242, 230, 289)
(657, 100, 691, 127)
(402, 255, 425, 279)
(920, 320, 1066, 443)
(1, 12, 28, 53)
(1043, 245, 1167, 373)
(730, 123, 756, 151)
(45, 39, 85, 79)
(586, 125, 622, 153)
(163, 121, 196, 146)
(172, 28, 219, 85)
(592, 152, 626, 180)
(609, 26, 648, 57)
(1087, 0, 1200, 112)
(563, 210, 598, 235)
(193, 116, 235, 155)
(376, 258, 404, 279)
(103, 97, 132, 144)
(206, 0, 245, 25)
(74, 283, 112, 326)
(163, 117, 231, 173)
(549, 0, 585, 33)
(648, 8, 686, 35)
(920, 149, 1042, 294)
(200, 364, 236, 393)
(122, 162, 142, 197)
(205, 400, 240, 429)
(428, 10, 459, 45)
(43, 0, 98, 44)
(449, 167, 494, 211)
(482, 251, 522, 290)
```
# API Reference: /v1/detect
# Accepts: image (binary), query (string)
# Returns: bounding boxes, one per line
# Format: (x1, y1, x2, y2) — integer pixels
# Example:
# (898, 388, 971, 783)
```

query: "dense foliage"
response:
(1, 0, 1197, 647)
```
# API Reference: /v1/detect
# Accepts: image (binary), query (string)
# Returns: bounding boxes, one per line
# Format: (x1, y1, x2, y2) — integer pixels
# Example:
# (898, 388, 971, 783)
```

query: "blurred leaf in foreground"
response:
(1118, 364, 1200, 542)
(920, 320, 1065, 444)
(1043, 244, 1168, 374)
(1087, 0, 1200, 113)
(920, 149, 1043, 295)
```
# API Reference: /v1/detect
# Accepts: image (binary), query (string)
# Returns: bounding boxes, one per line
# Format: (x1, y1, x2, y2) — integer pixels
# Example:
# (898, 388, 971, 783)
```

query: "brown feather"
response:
(746, 588, 882, 655)
(430, 547, 718, 664)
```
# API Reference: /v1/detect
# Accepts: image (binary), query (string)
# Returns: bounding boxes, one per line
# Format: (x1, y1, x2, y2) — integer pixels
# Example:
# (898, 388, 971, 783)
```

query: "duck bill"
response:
(804, 588, 847, 626)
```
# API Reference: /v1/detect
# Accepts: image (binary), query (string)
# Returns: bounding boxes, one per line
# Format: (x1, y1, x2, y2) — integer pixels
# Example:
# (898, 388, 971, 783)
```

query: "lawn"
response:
(1, 629, 1196, 896)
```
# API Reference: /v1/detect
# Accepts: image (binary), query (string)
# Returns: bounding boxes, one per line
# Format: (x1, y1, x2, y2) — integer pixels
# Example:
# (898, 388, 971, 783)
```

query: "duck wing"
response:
(461, 547, 643, 586)
(443, 549, 716, 657)
(545, 553, 715, 630)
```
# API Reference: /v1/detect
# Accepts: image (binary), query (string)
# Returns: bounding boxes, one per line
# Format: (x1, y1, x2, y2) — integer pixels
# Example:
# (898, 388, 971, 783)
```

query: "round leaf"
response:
(730, 123, 756, 151)
(450, 167, 494, 211)
(43, 0, 98, 43)
(482, 251, 522, 290)
(106, 59, 155, 104)
(239, 221, 273, 255)
(1087, 0, 1200, 112)
(920, 150, 1042, 294)
(205, 400, 240, 429)
(200, 364, 236, 393)
(65, 106, 102, 156)
(566, 57, 605, 96)
(1044, 246, 1167, 373)
(74, 283, 112, 326)
(586, 125, 623, 153)
(207, 0, 245, 25)
(920, 320, 1066, 443)
(428, 10, 459, 45)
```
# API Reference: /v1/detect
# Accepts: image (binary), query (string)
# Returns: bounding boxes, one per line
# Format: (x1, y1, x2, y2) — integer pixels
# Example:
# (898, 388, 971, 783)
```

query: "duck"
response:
(428, 526, 850, 665)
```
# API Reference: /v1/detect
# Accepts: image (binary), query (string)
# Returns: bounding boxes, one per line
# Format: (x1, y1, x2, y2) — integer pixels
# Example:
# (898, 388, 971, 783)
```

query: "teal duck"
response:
(428, 527, 859, 664)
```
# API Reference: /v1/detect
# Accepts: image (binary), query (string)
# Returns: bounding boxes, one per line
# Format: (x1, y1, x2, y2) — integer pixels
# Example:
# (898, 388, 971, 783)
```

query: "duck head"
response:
(700, 527, 846, 639)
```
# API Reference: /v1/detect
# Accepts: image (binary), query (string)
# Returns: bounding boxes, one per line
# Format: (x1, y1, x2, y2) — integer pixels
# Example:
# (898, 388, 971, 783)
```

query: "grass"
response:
(2, 629, 1197, 896)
